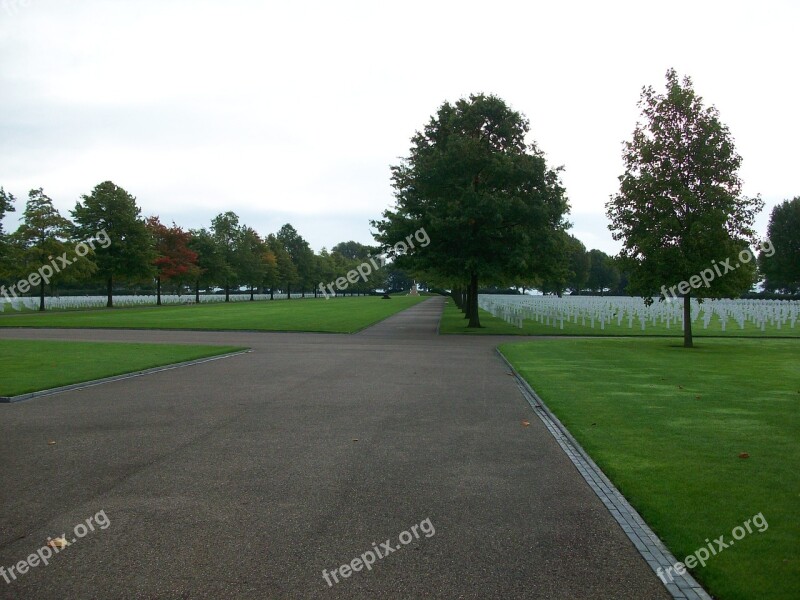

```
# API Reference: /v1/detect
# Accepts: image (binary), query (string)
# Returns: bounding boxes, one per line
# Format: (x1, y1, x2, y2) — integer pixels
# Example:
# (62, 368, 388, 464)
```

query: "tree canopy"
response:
(760, 197, 800, 294)
(606, 69, 763, 347)
(146, 217, 198, 305)
(14, 188, 91, 310)
(372, 93, 570, 326)
(72, 181, 155, 307)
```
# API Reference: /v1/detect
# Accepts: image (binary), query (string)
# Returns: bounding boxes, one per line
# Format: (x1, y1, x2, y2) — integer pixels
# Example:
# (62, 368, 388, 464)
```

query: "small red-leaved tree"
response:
(145, 217, 199, 305)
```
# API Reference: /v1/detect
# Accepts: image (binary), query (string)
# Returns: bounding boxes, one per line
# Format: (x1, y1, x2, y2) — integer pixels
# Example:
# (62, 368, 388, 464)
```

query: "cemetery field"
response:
(0, 296, 427, 333)
(500, 337, 800, 600)
(440, 297, 800, 337)
(0, 340, 245, 397)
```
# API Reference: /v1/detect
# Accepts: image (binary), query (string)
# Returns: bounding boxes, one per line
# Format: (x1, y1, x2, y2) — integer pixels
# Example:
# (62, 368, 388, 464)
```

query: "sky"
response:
(1, 0, 797, 255)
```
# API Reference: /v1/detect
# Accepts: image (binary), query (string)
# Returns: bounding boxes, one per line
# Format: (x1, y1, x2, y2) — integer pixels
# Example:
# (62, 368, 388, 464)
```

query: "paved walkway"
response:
(0, 298, 671, 599)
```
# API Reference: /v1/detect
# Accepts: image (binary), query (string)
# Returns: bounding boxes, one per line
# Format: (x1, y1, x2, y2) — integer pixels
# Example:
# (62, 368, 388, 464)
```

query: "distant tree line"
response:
(0, 181, 402, 309)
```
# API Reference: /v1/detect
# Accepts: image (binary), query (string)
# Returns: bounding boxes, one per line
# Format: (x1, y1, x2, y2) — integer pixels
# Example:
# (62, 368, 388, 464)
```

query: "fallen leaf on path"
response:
(352, 439, 359, 442)
(521, 420, 530, 427)
(47, 441, 56, 445)
(47, 537, 69, 549)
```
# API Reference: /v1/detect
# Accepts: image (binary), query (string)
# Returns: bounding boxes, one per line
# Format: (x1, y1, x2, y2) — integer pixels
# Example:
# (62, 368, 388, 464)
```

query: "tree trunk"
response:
(467, 272, 481, 328)
(249, 287, 254, 301)
(286, 283, 291, 299)
(39, 281, 45, 311)
(225, 283, 230, 302)
(683, 294, 693, 348)
(156, 276, 162, 306)
(451, 287, 462, 309)
(106, 276, 113, 308)
(464, 284, 471, 318)
(270, 287, 274, 300)
(195, 280, 200, 303)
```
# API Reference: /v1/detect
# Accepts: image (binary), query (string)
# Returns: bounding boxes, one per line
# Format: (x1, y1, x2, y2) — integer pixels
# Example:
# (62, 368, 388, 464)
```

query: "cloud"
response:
(2, 0, 797, 253)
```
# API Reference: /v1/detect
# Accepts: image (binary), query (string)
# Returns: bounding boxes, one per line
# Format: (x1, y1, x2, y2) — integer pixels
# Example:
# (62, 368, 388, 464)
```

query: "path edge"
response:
(497, 348, 712, 600)
(0, 349, 251, 403)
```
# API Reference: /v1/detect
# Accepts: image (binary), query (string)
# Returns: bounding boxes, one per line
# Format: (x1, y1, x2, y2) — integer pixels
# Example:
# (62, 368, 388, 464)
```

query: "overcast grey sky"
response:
(1, 0, 797, 254)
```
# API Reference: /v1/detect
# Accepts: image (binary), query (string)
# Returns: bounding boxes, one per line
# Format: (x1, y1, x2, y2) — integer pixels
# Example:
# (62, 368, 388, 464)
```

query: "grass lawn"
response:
(0, 340, 245, 397)
(440, 300, 800, 337)
(0, 296, 427, 333)
(500, 337, 799, 600)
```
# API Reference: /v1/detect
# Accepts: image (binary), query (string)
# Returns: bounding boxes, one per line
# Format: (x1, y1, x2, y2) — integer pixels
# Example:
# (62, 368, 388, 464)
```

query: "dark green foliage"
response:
(373, 93, 570, 327)
(72, 181, 154, 307)
(606, 70, 763, 346)
(760, 197, 800, 293)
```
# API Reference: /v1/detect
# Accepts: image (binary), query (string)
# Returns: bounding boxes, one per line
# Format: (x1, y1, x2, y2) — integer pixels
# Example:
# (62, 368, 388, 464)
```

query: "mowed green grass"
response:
(500, 338, 799, 600)
(0, 296, 427, 333)
(440, 300, 799, 337)
(0, 340, 245, 397)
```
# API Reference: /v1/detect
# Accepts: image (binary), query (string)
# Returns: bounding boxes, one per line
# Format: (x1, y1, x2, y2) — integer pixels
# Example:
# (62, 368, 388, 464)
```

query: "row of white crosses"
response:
(478, 295, 799, 332)
(0, 293, 310, 312)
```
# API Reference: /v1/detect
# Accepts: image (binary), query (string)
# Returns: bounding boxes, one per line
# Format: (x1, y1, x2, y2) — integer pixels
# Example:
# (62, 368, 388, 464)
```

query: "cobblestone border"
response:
(498, 350, 712, 600)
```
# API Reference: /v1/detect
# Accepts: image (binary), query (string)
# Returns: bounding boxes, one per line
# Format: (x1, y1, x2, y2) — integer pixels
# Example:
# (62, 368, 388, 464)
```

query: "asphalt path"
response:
(0, 297, 670, 599)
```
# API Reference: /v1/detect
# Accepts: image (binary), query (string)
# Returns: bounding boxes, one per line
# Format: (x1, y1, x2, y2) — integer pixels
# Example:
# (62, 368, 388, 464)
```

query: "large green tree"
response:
(267, 233, 297, 298)
(760, 197, 800, 293)
(565, 236, 590, 293)
(276, 224, 312, 298)
(537, 233, 587, 296)
(188, 228, 225, 302)
(331, 241, 374, 261)
(72, 181, 154, 307)
(372, 93, 570, 327)
(586, 249, 620, 295)
(237, 226, 266, 300)
(14, 188, 89, 310)
(210, 211, 241, 301)
(0, 187, 16, 279)
(261, 245, 279, 300)
(606, 69, 763, 347)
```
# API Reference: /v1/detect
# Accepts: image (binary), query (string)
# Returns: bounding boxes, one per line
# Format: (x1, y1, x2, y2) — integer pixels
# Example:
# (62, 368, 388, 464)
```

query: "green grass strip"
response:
(0, 340, 245, 397)
(0, 296, 427, 333)
(500, 337, 800, 600)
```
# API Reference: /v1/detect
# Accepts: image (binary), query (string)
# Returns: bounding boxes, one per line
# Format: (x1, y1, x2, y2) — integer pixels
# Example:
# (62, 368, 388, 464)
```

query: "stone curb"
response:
(497, 349, 713, 600)
(0, 349, 251, 403)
